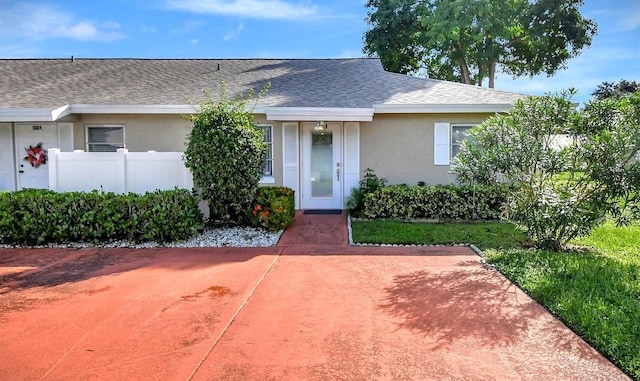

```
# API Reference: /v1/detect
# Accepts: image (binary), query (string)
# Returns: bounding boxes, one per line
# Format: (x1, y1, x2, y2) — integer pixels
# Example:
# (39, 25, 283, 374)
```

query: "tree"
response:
(453, 90, 640, 250)
(592, 79, 639, 100)
(363, 0, 597, 88)
(184, 83, 269, 222)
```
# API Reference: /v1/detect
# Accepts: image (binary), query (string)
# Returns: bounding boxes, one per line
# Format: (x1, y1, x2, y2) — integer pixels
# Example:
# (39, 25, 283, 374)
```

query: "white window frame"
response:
(85, 124, 125, 152)
(258, 124, 275, 184)
(450, 124, 475, 161)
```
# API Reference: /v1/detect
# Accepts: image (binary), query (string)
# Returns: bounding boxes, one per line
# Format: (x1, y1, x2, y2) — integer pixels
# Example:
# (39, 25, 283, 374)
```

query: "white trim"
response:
(282, 122, 300, 208)
(265, 107, 374, 121)
(0, 108, 57, 122)
(434, 122, 451, 165)
(260, 176, 276, 184)
(373, 103, 513, 114)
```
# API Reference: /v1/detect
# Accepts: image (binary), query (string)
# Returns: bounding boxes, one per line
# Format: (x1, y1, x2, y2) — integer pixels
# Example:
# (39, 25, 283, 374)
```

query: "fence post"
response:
(116, 148, 128, 194)
(48, 148, 60, 191)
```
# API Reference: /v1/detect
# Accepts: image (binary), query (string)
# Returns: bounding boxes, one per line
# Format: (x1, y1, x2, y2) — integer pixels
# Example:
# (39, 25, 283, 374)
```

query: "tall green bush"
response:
(453, 90, 640, 250)
(184, 83, 270, 222)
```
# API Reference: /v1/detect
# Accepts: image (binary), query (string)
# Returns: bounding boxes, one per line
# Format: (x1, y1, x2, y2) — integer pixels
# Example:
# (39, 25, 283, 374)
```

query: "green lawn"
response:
(352, 219, 640, 380)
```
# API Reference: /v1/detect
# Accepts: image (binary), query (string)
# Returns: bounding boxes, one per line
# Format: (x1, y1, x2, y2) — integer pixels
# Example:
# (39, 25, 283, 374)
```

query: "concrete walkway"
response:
(0, 214, 630, 380)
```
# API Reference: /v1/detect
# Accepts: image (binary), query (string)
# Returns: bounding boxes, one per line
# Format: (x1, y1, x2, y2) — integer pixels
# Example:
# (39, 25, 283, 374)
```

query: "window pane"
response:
(87, 126, 124, 152)
(258, 125, 273, 176)
(451, 125, 473, 159)
(88, 127, 123, 144)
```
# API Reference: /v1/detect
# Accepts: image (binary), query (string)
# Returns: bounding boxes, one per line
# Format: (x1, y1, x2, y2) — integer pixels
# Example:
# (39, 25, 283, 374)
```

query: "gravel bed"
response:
(0, 226, 283, 249)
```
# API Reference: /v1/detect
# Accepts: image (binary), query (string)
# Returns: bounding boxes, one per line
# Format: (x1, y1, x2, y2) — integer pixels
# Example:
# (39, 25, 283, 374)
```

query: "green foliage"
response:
(592, 79, 639, 100)
(486, 222, 640, 379)
(346, 168, 387, 217)
(244, 187, 295, 232)
(351, 220, 527, 248)
(0, 189, 203, 245)
(454, 90, 640, 250)
(184, 82, 270, 222)
(363, 0, 597, 88)
(362, 184, 511, 220)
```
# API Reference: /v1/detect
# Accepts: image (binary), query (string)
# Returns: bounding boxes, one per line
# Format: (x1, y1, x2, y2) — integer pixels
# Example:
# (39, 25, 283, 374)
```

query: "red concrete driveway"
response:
(0, 245, 629, 380)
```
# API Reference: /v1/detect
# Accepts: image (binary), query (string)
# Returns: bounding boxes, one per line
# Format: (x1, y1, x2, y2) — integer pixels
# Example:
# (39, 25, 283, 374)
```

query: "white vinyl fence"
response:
(48, 148, 193, 194)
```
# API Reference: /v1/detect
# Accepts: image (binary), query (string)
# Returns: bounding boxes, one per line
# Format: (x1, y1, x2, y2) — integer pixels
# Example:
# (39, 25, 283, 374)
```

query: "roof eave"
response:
(265, 107, 375, 122)
(373, 103, 514, 114)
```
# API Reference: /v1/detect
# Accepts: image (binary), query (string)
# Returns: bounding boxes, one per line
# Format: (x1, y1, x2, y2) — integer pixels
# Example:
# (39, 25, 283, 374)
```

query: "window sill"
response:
(260, 176, 276, 184)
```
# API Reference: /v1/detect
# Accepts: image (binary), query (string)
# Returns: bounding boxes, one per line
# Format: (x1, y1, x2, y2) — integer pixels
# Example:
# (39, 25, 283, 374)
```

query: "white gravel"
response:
(0, 226, 283, 249)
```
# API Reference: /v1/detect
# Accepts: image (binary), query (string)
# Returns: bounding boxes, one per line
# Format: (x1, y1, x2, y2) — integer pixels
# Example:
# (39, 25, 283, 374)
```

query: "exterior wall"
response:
(71, 113, 284, 187)
(360, 113, 494, 186)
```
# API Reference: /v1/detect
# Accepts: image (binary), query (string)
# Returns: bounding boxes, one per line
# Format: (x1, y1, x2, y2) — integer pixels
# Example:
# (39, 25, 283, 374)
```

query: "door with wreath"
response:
(15, 123, 58, 189)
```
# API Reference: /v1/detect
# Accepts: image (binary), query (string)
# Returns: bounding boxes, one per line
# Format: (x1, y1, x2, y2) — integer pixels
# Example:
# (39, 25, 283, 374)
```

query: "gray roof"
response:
(0, 58, 525, 109)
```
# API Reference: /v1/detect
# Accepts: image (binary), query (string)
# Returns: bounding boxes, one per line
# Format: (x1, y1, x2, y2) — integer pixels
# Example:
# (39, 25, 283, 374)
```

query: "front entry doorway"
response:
(301, 122, 343, 209)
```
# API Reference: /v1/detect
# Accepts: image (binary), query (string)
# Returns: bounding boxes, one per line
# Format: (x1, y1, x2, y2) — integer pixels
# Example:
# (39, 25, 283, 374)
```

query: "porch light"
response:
(314, 121, 326, 131)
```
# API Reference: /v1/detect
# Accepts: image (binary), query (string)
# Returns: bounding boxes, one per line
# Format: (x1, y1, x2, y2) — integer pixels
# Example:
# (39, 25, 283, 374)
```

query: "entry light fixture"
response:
(314, 121, 326, 131)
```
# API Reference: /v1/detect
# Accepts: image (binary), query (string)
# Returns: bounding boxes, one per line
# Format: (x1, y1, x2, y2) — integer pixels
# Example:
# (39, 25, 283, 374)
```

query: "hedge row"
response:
(0, 188, 204, 245)
(245, 187, 296, 231)
(362, 184, 512, 220)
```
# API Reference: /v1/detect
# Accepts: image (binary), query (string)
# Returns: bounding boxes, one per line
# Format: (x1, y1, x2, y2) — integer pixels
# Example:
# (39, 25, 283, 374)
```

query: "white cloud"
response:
(223, 22, 245, 41)
(189, 38, 199, 44)
(0, 3, 124, 42)
(165, 0, 317, 19)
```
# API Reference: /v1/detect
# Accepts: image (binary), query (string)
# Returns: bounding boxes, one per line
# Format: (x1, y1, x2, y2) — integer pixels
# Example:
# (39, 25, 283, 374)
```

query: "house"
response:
(0, 58, 525, 209)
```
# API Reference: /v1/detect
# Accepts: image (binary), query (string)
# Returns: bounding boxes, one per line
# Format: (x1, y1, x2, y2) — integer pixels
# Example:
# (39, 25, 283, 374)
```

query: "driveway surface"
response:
(0, 214, 630, 380)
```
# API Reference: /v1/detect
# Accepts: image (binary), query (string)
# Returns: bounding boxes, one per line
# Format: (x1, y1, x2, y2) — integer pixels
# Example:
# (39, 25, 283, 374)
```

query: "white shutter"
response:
(0, 123, 15, 191)
(282, 122, 300, 209)
(343, 122, 360, 206)
(57, 122, 74, 151)
(434, 122, 451, 165)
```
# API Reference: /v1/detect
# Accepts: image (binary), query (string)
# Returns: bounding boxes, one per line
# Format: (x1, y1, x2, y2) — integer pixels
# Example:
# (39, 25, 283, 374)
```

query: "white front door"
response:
(301, 122, 343, 209)
(15, 123, 58, 189)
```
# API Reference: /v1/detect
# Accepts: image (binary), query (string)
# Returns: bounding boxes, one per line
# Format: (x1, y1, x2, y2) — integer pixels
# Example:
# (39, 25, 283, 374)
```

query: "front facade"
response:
(0, 58, 524, 209)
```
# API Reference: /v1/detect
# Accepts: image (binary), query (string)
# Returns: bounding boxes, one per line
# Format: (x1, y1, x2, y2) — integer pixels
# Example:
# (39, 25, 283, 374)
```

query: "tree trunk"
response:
(459, 62, 472, 85)
(488, 60, 497, 88)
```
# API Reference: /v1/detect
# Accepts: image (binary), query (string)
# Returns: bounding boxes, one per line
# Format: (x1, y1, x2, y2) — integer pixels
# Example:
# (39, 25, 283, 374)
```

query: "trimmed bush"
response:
(362, 184, 511, 220)
(245, 187, 295, 231)
(0, 188, 204, 245)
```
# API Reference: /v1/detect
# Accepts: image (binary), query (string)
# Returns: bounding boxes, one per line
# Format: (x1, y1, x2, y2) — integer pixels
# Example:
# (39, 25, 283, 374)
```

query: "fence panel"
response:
(48, 148, 193, 194)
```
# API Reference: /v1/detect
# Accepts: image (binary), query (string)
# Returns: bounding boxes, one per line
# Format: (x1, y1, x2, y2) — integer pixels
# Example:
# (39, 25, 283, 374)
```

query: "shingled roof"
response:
(0, 58, 525, 109)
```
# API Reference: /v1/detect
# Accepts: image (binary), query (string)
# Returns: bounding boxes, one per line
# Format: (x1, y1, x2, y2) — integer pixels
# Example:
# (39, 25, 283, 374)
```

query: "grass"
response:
(351, 220, 528, 249)
(352, 219, 640, 380)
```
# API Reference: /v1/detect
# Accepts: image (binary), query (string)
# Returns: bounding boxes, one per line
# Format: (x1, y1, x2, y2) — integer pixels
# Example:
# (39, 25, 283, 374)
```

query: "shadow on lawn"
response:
(377, 261, 546, 350)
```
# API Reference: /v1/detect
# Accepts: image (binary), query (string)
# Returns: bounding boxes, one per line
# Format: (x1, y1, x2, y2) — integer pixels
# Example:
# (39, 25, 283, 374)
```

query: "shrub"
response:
(362, 184, 511, 220)
(0, 189, 204, 245)
(245, 187, 295, 231)
(184, 83, 270, 223)
(346, 168, 387, 217)
(454, 90, 640, 250)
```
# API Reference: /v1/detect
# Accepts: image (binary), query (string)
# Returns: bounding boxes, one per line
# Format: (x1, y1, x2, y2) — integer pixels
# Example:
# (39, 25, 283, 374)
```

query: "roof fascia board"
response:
(0, 108, 55, 122)
(373, 104, 514, 114)
(69, 104, 197, 115)
(265, 107, 374, 122)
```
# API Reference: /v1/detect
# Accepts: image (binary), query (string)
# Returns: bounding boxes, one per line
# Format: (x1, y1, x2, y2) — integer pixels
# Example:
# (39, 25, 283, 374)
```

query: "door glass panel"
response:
(310, 130, 333, 198)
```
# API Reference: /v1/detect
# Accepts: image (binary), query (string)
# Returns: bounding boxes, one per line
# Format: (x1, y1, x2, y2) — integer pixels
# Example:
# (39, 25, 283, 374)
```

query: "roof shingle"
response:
(0, 58, 526, 109)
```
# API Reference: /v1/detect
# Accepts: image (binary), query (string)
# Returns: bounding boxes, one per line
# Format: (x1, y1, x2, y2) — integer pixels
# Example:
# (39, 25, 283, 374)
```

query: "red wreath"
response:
(24, 142, 48, 168)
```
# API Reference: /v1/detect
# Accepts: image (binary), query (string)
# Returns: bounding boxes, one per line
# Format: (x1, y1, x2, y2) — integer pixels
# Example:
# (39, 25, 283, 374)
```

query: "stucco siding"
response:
(360, 113, 493, 185)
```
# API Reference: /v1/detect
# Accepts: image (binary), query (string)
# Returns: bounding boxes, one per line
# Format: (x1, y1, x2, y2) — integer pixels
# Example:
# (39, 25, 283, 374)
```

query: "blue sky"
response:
(1, 0, 638, 104)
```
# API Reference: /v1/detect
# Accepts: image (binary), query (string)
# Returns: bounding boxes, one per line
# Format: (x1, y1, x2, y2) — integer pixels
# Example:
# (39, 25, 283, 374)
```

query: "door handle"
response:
(18, 170, 24, 173)
(336, 162, 340, 181)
